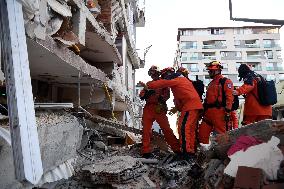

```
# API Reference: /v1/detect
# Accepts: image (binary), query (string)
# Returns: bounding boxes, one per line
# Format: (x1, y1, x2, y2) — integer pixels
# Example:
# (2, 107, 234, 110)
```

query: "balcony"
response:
(202, 44, 215, 49)
(190, 67, 199, 72)
(264, 44, 272, 48)
(203, 56, 216, 60)
(247, 54, 262, 60)
(266, 67, 284, 71)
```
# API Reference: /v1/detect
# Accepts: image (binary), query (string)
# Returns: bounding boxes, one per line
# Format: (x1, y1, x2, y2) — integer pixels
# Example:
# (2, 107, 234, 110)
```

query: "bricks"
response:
(233, 166, 263, 189)
(263, 183, 284, 189)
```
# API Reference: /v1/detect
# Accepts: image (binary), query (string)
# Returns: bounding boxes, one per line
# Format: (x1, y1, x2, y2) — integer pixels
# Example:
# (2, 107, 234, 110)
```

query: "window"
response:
(181, 52, 189, 61)
(244, 28, 252, 34)
(274, 40, 281, 48)
(180, 41, 197, 49)
(204, 75, 211, 84)
(245, 40, 259, 48)
(202, 52, 216, 60)
(235, 63, 241, 71)
(211, 28, 225, 35)
(276, 51, 282, 59)
(263, 40, 272, 48)
(235, 51, 242, 58)
(182, 63, 199, 72)
(181, 52, 198, 61)
(248, 63, 262, 71)
(234, 28, 244, 35)
(264, 51, 273, 59)
(189, 52, 198, 60)
(221, 63, 228, 71)
(221, 51, 228, 57)
(234, 40, 241, 47)
(266, 62, 274, 71)
(266, 74, 276, 81)
(182, 30, 192, 36)
(279, 74, 284, 81)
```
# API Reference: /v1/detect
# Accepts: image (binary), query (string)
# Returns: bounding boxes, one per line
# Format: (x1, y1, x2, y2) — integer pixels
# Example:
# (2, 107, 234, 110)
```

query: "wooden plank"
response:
(0, 0, 43, 184)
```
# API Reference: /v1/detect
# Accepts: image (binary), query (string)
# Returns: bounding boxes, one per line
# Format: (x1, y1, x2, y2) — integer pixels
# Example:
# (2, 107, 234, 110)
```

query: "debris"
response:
(212, 120, 284, 159)
(107, 136, 125, 145)
(227, 135, 263, 156)
(233, 166, 263, 189)
(262, 183, 284, 189)
(224, 136, 284, 180)
(80, 156, 147, 184)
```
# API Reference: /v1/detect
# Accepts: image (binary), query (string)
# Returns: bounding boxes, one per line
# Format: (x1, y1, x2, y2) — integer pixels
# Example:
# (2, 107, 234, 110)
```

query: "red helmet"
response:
(177, 67, 189, 75)
(161, 67, 175, 75)
(206, 61, 223, 70)
(148, 65, 160, 76)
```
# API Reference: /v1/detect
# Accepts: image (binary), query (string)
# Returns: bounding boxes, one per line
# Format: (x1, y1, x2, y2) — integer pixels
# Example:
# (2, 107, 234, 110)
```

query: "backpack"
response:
(183, 75, 204, 101)
(192, 77, 205, 101)
(254, 74, 277, 106)
(220, 78, 239, 111)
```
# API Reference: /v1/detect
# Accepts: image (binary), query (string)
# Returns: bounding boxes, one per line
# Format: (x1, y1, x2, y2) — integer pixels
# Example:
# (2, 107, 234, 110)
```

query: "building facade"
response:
(174, 26, 283, 87)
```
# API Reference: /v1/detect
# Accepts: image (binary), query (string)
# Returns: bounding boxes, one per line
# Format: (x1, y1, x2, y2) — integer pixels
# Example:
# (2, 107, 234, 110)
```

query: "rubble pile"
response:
(28, 119, 284, 189)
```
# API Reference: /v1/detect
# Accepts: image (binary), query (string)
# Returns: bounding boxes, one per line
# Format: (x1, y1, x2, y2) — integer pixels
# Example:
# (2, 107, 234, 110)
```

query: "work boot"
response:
(184, 152, 196, 162)
(188, 163, 203, 179)
(142, 153, 154, 159)
(171, 151, 183, 161)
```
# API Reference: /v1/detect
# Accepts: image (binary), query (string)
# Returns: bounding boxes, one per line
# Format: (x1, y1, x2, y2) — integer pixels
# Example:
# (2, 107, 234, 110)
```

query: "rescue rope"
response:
(103, 83, 116, 120)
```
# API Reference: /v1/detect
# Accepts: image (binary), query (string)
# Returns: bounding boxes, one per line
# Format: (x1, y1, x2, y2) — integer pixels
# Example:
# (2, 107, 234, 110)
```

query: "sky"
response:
(135, 0, 284, 131)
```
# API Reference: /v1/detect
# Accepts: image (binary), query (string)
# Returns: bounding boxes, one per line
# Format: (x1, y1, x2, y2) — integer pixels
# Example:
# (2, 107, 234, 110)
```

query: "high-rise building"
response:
(174, 26, 283, 87)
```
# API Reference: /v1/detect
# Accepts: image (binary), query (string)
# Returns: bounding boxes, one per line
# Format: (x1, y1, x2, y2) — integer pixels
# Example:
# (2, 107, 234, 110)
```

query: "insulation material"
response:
(20, 0, 40, 20)
(47, 0, 72, 17)
(37, 158, 75, 186)
(224, 136, 284, 180)
(0, 127, 11, 146)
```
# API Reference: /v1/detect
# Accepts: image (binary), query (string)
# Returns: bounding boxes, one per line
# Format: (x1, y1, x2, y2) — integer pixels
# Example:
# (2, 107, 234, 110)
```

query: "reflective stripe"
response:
(181, 111, 189, 153)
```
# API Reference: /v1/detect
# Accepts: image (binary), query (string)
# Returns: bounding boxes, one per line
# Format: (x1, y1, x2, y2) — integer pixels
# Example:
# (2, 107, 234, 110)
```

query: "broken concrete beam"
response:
(233, 166, 263, 189)
(0, 110, 83, 188)
(107, 136, 125, 145)
(136, 158, 159, 164)
(85, 119, 126, 138)
(36, 110, 83, 172)
(212, 120, 284, 159)
(29, 37, 108, 83)
(81, 156, 147, 184)
(85, 115, 144, 135)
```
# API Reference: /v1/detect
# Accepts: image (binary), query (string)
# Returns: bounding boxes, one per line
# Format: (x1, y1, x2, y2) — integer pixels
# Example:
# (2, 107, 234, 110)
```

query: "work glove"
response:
(168, 107, 178, 115)
(224, 108, 231, 122)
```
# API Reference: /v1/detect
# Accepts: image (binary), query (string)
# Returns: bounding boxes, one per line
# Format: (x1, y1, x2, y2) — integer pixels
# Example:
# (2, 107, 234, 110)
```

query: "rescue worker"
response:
(139, 66, 180, 158)
(199, 61, 234, 144)
(145, 67, 203, 160)
(233, 64, 272, 125)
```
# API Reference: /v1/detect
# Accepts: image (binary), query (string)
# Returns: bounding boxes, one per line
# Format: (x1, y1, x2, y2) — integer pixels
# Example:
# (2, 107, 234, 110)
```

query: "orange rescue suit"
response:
(236, 78, 272, 125)
(147, 76, 203, 153)
(140, 86, 180, 154)
(199, 74, 234, 144)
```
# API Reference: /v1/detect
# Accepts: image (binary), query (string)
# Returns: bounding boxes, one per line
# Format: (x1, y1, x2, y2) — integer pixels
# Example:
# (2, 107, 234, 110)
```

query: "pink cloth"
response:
(227, 135, 263, 156)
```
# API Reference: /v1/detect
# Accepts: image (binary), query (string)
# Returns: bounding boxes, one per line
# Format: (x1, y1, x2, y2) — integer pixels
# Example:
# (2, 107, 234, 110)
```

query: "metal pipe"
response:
(78, 71, 81, 107)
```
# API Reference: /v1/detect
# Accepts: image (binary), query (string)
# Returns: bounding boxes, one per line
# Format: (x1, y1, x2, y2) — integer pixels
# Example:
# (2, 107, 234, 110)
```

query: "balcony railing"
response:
(245, 44, 260, 48)
(266, 67, 284, 71)
(202, 44, 215, 49)
(190, 68, 199, 72)
(202, 55, 216, 60)
(247, 55, 262, 59)
(264, 44, 272, 48)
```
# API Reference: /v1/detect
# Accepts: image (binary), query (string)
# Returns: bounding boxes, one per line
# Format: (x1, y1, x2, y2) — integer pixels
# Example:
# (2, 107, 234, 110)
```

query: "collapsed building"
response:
(0, 0, 146, 188)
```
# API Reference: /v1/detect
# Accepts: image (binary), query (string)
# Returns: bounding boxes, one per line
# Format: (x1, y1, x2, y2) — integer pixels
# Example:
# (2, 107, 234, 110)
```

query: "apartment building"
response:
(174, 26, 283, 87)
